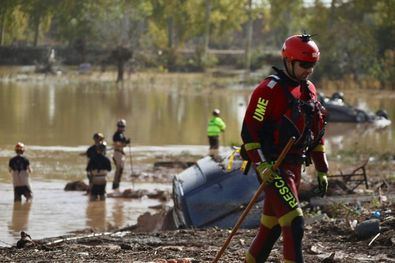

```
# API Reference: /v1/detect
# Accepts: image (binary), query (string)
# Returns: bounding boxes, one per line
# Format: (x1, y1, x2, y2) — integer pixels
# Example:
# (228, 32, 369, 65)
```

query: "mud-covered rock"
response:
(64, 180, 89, 191)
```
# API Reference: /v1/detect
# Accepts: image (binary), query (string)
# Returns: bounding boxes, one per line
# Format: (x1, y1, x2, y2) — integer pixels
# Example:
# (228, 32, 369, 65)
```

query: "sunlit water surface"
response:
(0, 70, 394, 246)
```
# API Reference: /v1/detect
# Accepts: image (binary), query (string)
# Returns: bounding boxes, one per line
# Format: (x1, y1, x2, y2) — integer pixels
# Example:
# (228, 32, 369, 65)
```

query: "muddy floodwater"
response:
(0, 70, 394, 246)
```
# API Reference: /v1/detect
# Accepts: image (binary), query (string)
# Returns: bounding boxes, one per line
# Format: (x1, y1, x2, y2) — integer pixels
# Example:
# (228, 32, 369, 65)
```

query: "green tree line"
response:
(0, 0, 394, 87)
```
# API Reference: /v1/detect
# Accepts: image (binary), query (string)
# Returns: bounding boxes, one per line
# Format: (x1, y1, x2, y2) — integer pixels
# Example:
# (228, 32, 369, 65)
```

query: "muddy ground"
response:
(0, 213, 394, 263)
(1, 156, 394, 263)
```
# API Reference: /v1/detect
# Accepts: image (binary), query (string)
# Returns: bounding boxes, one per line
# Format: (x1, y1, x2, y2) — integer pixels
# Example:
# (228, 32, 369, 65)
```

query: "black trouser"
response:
(14, 186, 32, 202)
(208, 136, 219, 149)
(90, 184, 106, 201)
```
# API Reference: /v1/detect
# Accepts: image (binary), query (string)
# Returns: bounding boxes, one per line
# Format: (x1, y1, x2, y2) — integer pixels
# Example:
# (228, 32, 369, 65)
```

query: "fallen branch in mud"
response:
(368, 233, 381, 246)
(45, 231, 129, 246)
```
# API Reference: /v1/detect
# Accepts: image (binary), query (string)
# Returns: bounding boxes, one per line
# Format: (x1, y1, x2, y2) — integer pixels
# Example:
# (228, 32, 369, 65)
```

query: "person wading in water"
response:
(9, 142, 33, 202)
(87, 141, 111, 201)
(81, 132, 105, 194)
(112, 119, 130, 193)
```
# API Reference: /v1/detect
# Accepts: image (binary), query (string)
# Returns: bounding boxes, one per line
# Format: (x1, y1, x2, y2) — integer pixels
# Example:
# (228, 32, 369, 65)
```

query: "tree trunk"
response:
(244, 0, 253, 71)
(328, 0, 336, 29)
(203, 0, 211, 56)
(117, 61, 124, 83)
(167, 17, 174, 49)
(0, 13, 6, 45)
(33, 16, 40, 47)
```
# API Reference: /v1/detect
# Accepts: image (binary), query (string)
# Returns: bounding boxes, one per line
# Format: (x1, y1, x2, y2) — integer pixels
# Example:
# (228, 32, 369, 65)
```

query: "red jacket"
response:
(241, 68, 328, 173)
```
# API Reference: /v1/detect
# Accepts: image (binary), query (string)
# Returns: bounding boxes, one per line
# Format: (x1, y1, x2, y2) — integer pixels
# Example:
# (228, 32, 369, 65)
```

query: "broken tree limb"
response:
(44, 231, 129, 246)
(368, 233, 381, 246)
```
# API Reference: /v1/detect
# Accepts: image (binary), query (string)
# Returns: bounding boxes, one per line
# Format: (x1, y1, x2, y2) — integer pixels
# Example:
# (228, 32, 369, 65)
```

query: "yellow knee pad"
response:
(260, 214, 278, 229)
(245, 251, 256, 263)
(279, 208, 303, 227)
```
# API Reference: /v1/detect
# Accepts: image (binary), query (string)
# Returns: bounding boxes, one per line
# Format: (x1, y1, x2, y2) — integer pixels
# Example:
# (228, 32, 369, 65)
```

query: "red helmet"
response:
(281, 34, 320, 62)
(15, 142, 25, 154)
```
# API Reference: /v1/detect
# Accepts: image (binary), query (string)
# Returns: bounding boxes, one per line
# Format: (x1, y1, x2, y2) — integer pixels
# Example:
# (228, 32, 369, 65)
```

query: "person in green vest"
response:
(207, 109, 226, 159)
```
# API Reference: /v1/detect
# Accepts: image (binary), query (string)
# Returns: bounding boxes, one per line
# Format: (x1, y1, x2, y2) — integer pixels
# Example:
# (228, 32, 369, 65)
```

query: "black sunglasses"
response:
(298, 61, 316, 69)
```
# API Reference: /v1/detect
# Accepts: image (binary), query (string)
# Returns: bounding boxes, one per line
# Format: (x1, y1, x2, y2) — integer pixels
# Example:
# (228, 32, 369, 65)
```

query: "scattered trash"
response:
(309, 242, 325, 254)
(328, 159, 369, 193)
(368, 233, 381, 246)
(371, 211, 381, 219)
(349, 219, 358, 230)
(355, 219, 380, 239)
(239, 239, 245, 246)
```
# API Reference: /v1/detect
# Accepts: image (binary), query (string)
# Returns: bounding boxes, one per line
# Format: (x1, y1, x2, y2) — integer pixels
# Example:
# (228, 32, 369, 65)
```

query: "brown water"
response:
(0, 71, 394, 246)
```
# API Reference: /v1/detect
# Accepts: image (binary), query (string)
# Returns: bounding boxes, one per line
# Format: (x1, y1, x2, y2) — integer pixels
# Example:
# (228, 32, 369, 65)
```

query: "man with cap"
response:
(112, 119, 130, 192)
(86, 141, 111, 201)
(81, 132, 105, 194)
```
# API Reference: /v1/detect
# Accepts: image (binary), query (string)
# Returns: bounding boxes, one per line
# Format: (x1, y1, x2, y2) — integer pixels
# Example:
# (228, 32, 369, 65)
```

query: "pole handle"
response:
(212, 136, 295, 263)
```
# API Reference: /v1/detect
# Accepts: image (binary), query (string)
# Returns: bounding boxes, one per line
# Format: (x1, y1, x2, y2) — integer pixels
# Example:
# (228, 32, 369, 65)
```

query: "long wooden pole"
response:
(212, 137, 296, 263)
(128, 144, 137, 188)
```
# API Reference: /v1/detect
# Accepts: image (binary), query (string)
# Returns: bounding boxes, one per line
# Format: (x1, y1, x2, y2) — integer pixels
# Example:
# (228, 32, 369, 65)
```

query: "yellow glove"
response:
(256, 162, 277, 184)
(316, 171, 328, 197)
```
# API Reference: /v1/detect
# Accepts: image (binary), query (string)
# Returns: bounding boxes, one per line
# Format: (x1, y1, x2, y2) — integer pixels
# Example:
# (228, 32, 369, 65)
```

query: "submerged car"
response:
(318, 92, 389, 123)
(172, 151, 263, 229)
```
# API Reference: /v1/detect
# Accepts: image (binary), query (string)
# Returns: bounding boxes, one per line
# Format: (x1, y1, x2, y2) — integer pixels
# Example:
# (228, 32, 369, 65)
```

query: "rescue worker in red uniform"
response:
(242, 34, 329, 263)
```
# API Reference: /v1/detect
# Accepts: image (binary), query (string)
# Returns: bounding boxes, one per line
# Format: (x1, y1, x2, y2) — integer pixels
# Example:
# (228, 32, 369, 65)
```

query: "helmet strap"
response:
(283, 59, 298, 82)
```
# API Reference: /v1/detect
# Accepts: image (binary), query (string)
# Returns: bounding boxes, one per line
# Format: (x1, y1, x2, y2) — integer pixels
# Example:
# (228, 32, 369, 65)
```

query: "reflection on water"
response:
(9, 202, 32, 237)
(325, 122, 393, 154)
(0, 73, 393, 246)
(111, 201, 124, 229)
(0, 74, 393, 149)
(0, 181, 171, 246)
(86, 201, 106, 231)
(85, 198, 126, 232)
(0, 75, 249, 147)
